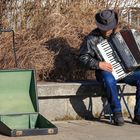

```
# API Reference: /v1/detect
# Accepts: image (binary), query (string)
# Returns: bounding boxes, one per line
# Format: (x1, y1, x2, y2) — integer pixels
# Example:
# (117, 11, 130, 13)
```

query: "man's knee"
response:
(104, 75, 117, 86)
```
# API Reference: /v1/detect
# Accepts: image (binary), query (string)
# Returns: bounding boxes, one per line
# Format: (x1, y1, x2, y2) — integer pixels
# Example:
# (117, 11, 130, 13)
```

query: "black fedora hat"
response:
(95, 9, 118, 31)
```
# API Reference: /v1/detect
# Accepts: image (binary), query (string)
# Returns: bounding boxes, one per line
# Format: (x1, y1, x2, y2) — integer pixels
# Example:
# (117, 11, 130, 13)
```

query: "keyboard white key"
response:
(97, 40, 127, 80)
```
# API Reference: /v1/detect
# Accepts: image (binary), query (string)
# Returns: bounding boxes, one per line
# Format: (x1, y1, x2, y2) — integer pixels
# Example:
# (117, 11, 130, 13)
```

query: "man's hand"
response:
(99, 61, 113, 72)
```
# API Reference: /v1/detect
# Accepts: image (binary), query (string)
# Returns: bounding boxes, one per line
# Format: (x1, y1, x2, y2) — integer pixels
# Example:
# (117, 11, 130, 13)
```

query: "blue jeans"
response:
(95, 70, 140, 115)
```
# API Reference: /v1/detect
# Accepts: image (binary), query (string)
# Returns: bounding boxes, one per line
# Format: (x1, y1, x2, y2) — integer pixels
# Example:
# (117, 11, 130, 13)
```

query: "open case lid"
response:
(0, 69, 39, 115)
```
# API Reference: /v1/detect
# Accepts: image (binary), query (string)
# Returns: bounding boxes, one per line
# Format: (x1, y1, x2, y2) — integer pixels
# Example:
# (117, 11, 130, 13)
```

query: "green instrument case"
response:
(0, 69, 58, 136)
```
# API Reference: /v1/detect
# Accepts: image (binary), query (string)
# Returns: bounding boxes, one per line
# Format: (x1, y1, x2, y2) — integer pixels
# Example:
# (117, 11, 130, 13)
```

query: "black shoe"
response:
(113, 112, 124, 126)
(133, 115, 140, 124)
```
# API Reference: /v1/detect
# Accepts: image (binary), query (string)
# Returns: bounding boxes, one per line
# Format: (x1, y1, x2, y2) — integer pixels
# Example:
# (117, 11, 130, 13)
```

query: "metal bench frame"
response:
(99, 83, 134, 123)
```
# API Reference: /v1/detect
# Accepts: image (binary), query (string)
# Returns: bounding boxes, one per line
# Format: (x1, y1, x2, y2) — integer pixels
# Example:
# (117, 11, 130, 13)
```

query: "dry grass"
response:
(0, 0, 139, 81)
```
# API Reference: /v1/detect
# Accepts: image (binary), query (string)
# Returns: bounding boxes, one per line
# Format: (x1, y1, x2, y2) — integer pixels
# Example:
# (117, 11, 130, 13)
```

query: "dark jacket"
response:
(79, 28, 111, 70)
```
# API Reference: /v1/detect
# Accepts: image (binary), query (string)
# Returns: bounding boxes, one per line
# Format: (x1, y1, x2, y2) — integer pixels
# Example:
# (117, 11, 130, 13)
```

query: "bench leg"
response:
(119, 85, 133, 121)
(99, 84, 134, 123)
(99, 97, 113, 124)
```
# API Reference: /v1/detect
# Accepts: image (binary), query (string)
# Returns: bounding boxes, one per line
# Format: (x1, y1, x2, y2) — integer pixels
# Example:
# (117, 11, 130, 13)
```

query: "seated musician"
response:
(79, 9, 140, 126)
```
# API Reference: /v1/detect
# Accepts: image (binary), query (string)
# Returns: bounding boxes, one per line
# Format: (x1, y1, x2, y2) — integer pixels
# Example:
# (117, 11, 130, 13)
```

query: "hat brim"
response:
(95, 12, 118, 31)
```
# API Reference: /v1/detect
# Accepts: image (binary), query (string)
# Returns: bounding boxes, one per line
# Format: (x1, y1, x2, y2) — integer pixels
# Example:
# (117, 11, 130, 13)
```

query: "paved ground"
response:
(1, 119, 140, 140)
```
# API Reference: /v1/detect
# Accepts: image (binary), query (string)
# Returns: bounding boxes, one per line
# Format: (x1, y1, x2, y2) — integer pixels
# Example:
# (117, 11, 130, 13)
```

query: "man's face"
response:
(100, 29, 113, 38)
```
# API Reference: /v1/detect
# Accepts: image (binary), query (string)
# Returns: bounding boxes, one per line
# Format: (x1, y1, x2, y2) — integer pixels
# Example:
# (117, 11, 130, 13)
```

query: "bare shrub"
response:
(0, 0, 139, 81)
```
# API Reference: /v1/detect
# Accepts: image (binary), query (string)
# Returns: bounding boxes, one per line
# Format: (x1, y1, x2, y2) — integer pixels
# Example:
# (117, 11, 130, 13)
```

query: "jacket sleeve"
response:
(79, 37, 100, 70)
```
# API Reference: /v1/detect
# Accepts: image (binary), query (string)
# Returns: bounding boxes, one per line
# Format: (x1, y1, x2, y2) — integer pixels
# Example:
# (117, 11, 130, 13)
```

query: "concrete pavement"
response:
(0, 119, 140, 140)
